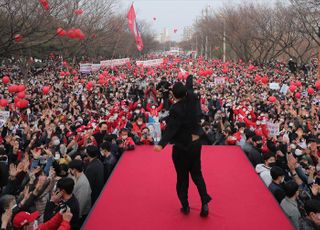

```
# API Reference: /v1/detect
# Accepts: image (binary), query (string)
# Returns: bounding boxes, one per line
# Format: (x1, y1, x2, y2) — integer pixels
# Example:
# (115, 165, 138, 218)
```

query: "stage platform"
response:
(84, 145, 293, 230)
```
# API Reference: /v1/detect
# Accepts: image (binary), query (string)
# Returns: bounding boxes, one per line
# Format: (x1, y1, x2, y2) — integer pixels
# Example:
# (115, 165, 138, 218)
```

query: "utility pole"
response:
(205, 36, 208, 60)
(223, 21, 226, 62)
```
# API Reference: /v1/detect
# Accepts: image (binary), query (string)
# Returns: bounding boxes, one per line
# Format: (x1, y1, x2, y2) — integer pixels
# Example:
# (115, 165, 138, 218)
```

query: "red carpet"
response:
(84, 146, 293, 230)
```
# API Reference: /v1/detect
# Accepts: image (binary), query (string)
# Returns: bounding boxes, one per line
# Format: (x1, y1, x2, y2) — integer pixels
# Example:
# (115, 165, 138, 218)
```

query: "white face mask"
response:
(122, 135, 128, 140)
(295, 149, 303, 156)
(52, 139, 60, 146)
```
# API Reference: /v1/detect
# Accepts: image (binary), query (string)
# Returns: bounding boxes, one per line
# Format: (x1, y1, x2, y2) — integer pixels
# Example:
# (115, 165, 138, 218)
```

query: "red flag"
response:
(127, 4, 144, 51)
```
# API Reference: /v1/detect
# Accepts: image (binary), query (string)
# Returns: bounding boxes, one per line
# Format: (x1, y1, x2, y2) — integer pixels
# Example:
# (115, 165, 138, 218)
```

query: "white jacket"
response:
(255, 164, 272, 187)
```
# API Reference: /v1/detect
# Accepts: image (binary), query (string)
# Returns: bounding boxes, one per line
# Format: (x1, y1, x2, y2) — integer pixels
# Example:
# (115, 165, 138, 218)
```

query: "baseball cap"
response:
(13, 211, 40, 228)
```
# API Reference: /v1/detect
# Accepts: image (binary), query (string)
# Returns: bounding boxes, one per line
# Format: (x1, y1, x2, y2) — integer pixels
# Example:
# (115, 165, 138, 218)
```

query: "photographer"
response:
(156, 77, 171, 110)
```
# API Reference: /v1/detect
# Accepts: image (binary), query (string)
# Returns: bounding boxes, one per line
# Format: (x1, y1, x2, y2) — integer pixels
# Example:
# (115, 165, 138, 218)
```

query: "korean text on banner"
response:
(100, 58, 130, 67)
(80, 63, 92, 74)
(136, 59, 163, 67)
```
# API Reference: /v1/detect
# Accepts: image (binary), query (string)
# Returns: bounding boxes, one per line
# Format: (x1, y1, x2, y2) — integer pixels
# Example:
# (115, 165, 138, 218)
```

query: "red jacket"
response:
(146, 102, 163, 117)
(39, 213, 70, 230)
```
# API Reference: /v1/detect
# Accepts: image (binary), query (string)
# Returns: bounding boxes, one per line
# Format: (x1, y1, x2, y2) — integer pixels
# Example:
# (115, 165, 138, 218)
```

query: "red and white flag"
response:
(127, 4, 144, 52)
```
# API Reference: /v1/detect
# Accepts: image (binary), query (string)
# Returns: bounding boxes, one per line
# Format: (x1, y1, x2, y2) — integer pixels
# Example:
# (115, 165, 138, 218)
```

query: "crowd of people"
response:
(0, 55, 320, 229)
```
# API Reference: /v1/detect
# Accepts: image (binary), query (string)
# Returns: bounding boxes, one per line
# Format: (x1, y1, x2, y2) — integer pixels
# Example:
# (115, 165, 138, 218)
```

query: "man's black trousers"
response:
(172, 140, 211, 208)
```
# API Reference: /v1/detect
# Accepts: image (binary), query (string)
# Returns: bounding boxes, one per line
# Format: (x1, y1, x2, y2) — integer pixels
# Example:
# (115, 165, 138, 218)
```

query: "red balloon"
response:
(74, 76, 79, 81)
(8, 85, 18, 93)
(307, 87, 315, 95)
(2, 76, 10, 84)
(254, 76, 261, 83)
(60, 71, 65, 77)
(17, 91, 26, 99)
(98, 79, 105, 85)
(14, 34, 23, 43)
(295, 80, 302, 87)
(98, 74, 104, 80)
(74, 9, 84, 15)
(42, 86, 50, 94)
(65, 71, 70, 76)
(17, 99, 29, 109)
(295, 92, 301, 99)
(315, 80, 320, 90)
(102, 71, 108, 77)
(289, 85, 296, 92)
(39, 0, 49, 11)
(72, 70, 77, 75)
(268, 96, 276, 103)
(229, 78, 234, 83)
(57, 28, 66, 37)
(0, 99, 8, 107)
(17, 85, 26, 92)
(261, 77, 268, 84)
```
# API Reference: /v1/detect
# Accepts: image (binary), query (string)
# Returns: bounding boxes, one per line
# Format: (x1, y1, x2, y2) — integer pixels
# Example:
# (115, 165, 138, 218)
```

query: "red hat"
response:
(13, 211, 40, 228)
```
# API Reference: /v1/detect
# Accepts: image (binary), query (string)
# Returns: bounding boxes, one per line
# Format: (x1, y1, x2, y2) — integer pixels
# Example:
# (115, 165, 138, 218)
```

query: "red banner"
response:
(127, 4, 144, 52)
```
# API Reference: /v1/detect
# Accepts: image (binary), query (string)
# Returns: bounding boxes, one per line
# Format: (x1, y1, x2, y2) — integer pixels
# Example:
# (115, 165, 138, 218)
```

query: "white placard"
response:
(0, 111, 10, 128)
(80, 63, 92, 74)
(146, 122, 162, 143)
(214, 77, 226, 85)
(269, 82, 280, 90)
(280, 84, 289, 94)
(100, 58, 130, 67)
(267, 122, 280, 137)
(91, 64, 101, 72)
(136, 58, 163, 67)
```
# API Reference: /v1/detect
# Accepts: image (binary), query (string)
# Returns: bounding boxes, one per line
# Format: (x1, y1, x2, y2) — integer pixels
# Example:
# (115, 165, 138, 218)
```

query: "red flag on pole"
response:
(127, 4, 144, 52)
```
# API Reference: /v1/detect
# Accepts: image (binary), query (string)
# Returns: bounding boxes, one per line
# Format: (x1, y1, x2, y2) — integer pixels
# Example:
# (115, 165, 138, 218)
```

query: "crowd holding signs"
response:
(0, 54, 320, 229)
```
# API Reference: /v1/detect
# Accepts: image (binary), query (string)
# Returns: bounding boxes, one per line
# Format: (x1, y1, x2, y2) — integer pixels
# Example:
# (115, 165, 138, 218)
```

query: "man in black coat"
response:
(84, 145, 104, 205)
(154, 75, 212, 217)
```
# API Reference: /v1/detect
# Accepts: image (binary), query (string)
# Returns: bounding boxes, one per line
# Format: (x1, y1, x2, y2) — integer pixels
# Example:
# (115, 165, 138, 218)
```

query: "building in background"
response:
(158, 28, 170, 43)
(183, 26, 193, 41)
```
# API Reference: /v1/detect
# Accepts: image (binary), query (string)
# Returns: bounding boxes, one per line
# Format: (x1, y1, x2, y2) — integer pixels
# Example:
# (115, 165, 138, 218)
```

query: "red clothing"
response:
(146, 103, 163, 117)
(132, 122, 146, 136)
(39, 213, 70, 230)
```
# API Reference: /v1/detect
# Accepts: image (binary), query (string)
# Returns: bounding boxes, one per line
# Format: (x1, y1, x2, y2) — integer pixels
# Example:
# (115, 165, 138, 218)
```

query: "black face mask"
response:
(256, 143, 263, 149)
(268, 162, 277, 168)
(101, 130, 107, 135)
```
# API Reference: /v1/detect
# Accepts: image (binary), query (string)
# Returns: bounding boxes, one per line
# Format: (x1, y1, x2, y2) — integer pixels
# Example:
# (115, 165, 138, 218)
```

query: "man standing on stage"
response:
(154, 75, 212, 217)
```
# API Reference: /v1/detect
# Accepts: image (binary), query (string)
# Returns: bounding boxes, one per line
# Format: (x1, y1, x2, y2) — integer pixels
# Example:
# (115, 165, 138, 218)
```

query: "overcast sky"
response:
(120, 0, 288, 41)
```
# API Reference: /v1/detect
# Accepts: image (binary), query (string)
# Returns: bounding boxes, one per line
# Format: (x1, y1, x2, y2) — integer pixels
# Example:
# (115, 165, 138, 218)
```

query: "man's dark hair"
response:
(304, 199, 320, 215)
(252, 135, 262, 143)
(57, 177, 74, 195)
(283, 181, 299, 198)
(263, 152, 275, 162)
(68, 160, 83, 172)
(172, 82, 186, 99)
(270, 166, 285, 180)
(86, 145, 99, 158)
(99, 122, 107, 128)
(100, 142, 111, 152)
(244, 129, 255, 140)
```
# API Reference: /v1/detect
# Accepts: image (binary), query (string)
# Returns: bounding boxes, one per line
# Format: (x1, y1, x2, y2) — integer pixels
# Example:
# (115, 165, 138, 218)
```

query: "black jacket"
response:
(84, 158, 105, 204)
(44, 194, 80, 230)
(158, 75, 204, 150)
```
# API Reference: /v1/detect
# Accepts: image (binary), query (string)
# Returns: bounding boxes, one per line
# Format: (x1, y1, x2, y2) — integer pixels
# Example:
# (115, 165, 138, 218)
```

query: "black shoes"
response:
(200, 203, 209, 217)
(180, 206, 190, 215)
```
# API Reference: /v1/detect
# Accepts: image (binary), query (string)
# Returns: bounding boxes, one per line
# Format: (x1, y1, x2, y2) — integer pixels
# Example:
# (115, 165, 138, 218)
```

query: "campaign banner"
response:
(136, 58, 163, 67)
(100, 58, 130, 67)
(80, 63, 92, 74)
(91, 64, 101, 72)
(267, 122, 280, 137)
(146, 122, 162, 143)
(214, 77, 226, 85)
(0, 111, 10, 128)
(269, 82, 280, 90)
